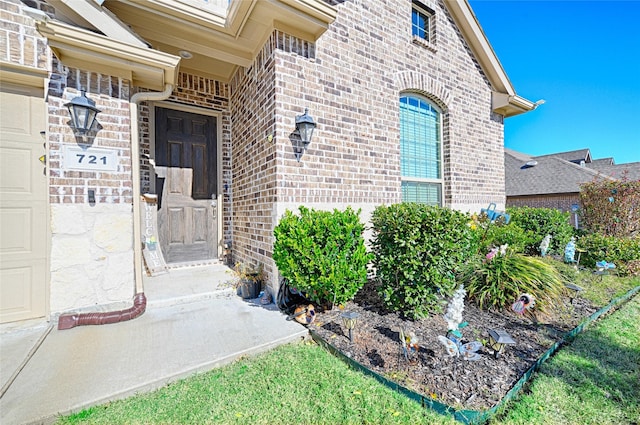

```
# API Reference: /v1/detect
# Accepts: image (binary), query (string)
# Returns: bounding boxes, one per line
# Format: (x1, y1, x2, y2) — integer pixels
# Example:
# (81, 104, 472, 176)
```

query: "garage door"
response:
(0, 83, 47, 323)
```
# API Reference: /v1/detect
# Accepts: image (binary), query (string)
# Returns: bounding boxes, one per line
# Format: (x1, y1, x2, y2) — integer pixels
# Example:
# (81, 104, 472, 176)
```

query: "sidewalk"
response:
(0, 270, 307, 425)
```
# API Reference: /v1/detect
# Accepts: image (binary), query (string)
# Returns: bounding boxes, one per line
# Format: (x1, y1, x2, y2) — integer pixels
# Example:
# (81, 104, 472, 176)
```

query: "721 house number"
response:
(76, 153, 108, 165)
(63, 145, 118, 171)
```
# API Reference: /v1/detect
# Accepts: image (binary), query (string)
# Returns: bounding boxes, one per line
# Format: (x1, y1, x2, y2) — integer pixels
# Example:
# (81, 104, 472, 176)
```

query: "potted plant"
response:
(234, 262, 263, 299)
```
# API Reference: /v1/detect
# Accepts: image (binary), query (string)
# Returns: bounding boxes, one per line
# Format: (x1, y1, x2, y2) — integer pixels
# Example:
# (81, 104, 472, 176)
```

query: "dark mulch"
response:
(308, 280, 598, 411)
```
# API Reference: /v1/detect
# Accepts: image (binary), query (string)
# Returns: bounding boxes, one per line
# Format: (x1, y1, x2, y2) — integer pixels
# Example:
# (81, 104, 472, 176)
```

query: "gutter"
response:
(58, 84, 174, 330)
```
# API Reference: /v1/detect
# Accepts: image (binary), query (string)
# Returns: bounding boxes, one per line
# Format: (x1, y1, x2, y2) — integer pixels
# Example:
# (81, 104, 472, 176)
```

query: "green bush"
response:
(273, 206, 372, 307)
(577, 233, 640, 276)
(370, 204, 476, 319)
(507, 207, 575, 255)
(476, 220, 537, 254)
(459, 248, 565, 312)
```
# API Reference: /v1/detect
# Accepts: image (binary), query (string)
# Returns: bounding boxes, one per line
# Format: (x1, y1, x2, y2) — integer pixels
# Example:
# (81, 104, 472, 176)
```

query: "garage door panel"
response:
(0, 260, 46, 322)
(0, 147, 34, 194)
(0, 85, 47, 323)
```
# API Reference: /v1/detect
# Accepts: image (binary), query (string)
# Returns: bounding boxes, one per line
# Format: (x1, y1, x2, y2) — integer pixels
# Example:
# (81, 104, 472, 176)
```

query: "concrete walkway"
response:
(0, 265, 307, 425)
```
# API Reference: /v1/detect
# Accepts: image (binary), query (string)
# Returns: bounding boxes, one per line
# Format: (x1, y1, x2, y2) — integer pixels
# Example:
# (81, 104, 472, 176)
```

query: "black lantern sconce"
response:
(341, 311, 360, 342)
(488, 329, 516, 359)
(294, 108, 316, 161)
(65, 88, 101, 139)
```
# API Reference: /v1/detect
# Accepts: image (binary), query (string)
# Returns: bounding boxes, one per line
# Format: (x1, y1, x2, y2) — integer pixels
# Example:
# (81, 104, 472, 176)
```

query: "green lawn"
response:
(58, 281, 639, 425)
(492, 294, 640, 425)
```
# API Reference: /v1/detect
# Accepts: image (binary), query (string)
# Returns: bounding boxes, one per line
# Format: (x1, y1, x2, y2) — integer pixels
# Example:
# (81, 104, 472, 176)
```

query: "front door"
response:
(0, 84, 48, 323)
(154, 107, 218, 264)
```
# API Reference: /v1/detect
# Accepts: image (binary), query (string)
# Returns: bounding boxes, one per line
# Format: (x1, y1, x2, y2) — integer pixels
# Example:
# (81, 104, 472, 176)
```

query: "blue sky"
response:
(468, 0, 640, 165)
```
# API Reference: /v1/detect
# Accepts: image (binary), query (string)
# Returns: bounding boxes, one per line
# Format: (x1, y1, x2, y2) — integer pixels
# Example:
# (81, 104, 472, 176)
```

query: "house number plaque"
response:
(62, 145, 118, 171)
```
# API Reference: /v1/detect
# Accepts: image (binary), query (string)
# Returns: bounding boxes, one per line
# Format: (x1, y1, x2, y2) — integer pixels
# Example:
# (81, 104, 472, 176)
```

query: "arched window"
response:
(400, 94, 442, 205)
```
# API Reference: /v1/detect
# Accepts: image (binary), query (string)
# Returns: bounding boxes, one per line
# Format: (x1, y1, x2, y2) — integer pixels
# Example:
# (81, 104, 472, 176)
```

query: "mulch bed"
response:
(308, 280, 599, 411)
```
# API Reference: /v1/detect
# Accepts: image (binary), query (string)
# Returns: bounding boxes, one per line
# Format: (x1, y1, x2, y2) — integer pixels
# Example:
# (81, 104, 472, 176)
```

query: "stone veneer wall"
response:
(47, 66, 135, 314)
(228, 0, 507, 293)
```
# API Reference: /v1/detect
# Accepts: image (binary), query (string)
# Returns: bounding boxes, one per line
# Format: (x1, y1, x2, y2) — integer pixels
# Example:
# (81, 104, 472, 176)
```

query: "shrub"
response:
(577, 233, 640, 276)
(370, 204, 476, 319)
(476, 220, 536, 254)
(273, 206, 372, 307)
(459, 247, 565, 312)
(579, 176, 640, 237)
(507, 207, 575, 255)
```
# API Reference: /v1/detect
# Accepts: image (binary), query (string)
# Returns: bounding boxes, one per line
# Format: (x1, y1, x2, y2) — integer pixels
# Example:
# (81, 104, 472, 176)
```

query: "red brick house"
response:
(0, 0, 538, 324)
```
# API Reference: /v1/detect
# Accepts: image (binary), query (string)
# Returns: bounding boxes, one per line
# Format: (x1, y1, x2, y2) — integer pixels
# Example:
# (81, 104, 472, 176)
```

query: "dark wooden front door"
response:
(155, 107, 218, 264)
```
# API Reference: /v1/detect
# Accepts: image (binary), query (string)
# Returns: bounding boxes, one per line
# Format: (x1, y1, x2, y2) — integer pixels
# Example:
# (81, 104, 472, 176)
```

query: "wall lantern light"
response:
(295, 108, 316, 148)
(65, 88, 101, 135)
(341, 311, 360, 342)
(488, 329, 516, 359)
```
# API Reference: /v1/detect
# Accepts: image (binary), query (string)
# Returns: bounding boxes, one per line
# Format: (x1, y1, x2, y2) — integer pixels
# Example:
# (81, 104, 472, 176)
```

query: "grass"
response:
(56, 340, 456, 425)
(492, 294, 640, 425)
(548, 259, 639, 307)
(57, 276, 639, 425)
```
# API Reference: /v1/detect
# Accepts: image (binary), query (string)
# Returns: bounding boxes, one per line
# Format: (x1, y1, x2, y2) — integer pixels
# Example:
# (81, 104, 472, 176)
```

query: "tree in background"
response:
(579, 174, 639, 238)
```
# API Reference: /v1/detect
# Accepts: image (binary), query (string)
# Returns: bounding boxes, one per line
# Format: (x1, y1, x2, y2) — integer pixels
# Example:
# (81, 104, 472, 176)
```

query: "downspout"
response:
(58, 84, 174, 330)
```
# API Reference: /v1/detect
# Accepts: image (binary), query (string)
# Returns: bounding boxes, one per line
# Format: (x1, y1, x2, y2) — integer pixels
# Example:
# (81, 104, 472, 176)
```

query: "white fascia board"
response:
(446, 0, 537, 117)
(56, 0, 148, 48)
(37, 20, 180, 90)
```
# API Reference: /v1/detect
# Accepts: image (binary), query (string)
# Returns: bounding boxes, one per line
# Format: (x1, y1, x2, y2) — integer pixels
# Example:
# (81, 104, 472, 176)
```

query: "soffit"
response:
(101, 0, 337, 82)
(36, 20, 181, 91)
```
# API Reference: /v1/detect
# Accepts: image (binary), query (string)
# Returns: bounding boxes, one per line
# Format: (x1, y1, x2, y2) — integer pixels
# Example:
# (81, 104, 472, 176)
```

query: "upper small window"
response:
(412, 1, 434, 43)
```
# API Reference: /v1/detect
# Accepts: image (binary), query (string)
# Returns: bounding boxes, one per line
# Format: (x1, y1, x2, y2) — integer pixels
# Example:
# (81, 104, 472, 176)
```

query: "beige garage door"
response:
(0, 83, 47, 323)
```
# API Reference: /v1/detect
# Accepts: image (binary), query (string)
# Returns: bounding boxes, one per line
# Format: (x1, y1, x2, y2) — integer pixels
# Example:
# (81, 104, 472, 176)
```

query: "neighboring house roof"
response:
(585, 161, 640, 181)
(535, 148, 591, 165)
(505, 149, 608, 196)
(590, 157, 615, 166)
(506, 147, 640, 197)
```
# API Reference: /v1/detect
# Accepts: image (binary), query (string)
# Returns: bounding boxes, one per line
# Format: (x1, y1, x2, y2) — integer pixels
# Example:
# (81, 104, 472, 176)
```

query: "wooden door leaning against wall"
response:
(154, 106, 218, 264)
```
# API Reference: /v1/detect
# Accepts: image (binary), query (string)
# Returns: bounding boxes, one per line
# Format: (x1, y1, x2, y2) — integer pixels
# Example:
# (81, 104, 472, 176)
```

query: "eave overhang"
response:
(35, 20, 181, 91)
(445, 0, 537, 118)
(101, 0, 337, 82)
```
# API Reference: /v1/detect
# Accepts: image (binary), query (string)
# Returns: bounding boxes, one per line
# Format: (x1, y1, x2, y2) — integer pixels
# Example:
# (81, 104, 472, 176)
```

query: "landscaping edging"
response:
(310, 285, 640, 424)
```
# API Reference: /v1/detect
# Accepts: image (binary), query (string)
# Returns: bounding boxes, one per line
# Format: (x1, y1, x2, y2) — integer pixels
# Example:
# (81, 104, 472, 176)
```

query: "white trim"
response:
(53, 0, 148, 47)
(399, 93, 445, 206)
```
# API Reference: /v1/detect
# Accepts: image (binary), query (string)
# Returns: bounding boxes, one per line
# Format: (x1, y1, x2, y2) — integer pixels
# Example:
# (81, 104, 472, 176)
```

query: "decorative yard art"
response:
(309, 282, 640, 424)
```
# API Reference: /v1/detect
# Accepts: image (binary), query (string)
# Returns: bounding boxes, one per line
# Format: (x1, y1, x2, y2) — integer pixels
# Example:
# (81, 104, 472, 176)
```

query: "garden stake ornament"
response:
(564, 237, 577, 265)
(539, 235, 551, 257)
(399, 328, 420, 361)
(595, 260, 616, 280)
(438, 285, 482, 361)
(512, 293, 538, 324)
(511, 293, 535, 315)
(437, 335, 482, 361)
(444, 285, 468, 339)
(475, 203, 511, 255)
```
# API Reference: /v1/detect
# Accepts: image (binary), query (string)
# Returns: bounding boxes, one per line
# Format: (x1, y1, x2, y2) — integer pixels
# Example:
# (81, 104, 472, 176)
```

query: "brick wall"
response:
(227, 0, 508, 291)
(0, 0, 50, 70)
(507, 193, 581, 228)
(47, 68, 132, 204)
(229, 38, 278, 278)
(271, 0, 505, 212)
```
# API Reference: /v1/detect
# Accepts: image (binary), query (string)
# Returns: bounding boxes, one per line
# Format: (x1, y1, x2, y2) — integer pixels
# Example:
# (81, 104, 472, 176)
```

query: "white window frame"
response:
(412, 1, 434, 41)
(400, 93, 444, 206)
